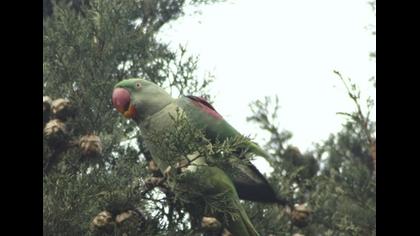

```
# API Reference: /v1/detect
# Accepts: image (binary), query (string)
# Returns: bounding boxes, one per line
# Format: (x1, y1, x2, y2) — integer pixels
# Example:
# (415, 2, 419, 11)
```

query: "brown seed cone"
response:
(289, 146, 302, 156)
(90, 211, 113, 232)
(115, 209, 146, 235)
(222, 228, 233, 236)
(79, 134, 103, 157)
(44, 119, 67, 145)
(291, 204, 312, 228)
(51, 98, 74, 120)
(201, 217, 222, 231)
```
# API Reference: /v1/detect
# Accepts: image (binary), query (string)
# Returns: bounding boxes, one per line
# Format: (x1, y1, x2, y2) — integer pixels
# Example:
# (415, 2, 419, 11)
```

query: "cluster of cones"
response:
(43, 96, 103, 171)
(90, 209, 146, 234)
(289, 204, 312, 228)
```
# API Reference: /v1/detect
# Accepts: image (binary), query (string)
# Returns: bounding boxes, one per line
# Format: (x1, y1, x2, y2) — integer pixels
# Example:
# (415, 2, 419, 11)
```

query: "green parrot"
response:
(112, 78, 289, 236)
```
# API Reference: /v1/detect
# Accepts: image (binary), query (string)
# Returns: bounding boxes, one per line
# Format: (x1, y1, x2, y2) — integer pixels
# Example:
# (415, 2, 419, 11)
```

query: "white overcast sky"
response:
(158, 0, 376, 166)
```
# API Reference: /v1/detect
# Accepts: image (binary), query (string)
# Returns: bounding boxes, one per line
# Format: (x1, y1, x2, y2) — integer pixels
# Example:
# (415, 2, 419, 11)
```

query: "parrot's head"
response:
(112, 78, 173, 121)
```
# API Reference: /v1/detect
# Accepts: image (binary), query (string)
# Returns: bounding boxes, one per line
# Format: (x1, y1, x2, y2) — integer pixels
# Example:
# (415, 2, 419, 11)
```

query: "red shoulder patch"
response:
(186, 96, 223, 120)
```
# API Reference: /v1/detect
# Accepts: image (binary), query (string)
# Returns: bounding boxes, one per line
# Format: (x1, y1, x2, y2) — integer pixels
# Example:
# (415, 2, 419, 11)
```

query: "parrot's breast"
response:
(139, 102, 207, 173)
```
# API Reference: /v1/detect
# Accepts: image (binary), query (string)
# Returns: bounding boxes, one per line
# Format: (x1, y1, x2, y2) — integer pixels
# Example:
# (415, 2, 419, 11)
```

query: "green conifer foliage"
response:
(43, 1, 217, 235)
(43, 1, 375, 235)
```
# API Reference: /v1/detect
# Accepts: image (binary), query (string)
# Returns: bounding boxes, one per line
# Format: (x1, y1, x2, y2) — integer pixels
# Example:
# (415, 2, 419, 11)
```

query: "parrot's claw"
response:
(148, 165, 178, 189)
(152, 166, 172, 185)
(144, 165, 173, 190)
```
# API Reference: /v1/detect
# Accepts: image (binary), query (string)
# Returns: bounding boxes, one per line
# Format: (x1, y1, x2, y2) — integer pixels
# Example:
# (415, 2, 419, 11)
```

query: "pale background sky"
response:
(158, 0, 376, 172)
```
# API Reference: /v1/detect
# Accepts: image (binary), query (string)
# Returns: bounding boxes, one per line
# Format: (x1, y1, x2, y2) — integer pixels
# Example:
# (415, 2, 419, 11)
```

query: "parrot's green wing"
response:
(177, 96, 286, 204)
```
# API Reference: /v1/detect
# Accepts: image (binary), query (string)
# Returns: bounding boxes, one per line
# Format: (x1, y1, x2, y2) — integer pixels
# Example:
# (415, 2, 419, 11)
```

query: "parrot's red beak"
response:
(112, 88, 136, 119)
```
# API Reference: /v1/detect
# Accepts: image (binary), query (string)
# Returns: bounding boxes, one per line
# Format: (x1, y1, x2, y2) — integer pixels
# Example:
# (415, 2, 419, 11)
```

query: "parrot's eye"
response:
(135, 82, 142, 89)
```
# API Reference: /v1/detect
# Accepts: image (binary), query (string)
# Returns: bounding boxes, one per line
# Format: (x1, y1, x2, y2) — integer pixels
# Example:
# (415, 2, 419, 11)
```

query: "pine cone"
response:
(90, 211, 113, 232)
(44, 119, 67, 146)
(291, 204, 312, 228)
(115, 210, 146, 235)
(222, 228, 233, 236)
(288, 146, 302, 156)
(79, 134, 103, 157)
(201, 217, 222, 231)
(51, 98, 74, 121)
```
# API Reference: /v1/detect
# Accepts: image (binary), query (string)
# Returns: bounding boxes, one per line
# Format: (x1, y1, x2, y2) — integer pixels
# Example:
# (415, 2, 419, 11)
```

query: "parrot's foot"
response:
(163, 162, 186, 177)
(142, 173, 171, 196)
(143, 164, 184, 193)
(154, 166, 172, 185)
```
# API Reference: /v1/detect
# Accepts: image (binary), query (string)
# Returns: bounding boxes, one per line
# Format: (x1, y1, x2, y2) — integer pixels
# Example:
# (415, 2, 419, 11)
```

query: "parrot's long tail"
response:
(202, 166, 261, 236)
(226, 199, 261, 236)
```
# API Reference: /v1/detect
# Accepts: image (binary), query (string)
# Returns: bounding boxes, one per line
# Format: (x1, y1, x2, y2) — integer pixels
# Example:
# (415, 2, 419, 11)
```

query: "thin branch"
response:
(334, 71, 376, 176)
